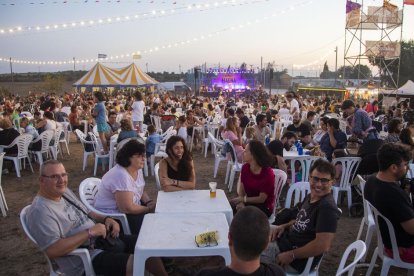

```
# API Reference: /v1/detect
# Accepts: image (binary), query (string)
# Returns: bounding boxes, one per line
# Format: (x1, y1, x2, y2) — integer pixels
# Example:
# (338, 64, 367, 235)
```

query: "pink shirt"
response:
(241, 163, 276, 212)
(222, 130, 244, 163)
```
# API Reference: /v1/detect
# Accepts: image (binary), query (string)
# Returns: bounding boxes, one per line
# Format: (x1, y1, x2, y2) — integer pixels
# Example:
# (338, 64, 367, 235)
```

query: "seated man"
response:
(253, 113, 271, 144)
(196, 206, 285, 276)
(280, 131, 297, 151)
(26, 160, 167, 276)
(286, 112, 311, 146)
(364, 143, 414, 263)
(261, 159, 339, 274)
(107, 111, 121, 134)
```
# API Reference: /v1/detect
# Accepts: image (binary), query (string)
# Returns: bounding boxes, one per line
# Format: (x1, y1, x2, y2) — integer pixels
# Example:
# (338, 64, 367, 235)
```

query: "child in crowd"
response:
(145, 124, 162, 157)
(332, 149, 347, 186)
(176, 115, 188, 141)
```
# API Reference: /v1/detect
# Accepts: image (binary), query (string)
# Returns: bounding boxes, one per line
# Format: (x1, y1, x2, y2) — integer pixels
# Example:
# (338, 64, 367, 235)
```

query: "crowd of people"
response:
(2, 87, 414, 276)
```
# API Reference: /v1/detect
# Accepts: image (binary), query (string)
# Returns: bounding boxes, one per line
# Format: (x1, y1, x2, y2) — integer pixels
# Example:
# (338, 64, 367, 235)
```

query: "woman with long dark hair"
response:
(159, 135, 196, 192)
(230, 140, 276, 217)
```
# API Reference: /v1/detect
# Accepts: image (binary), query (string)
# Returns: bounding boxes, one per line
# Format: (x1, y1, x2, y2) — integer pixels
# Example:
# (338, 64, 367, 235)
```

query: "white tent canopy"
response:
(396, 80, 414, 95)
(73, 62, 159, 87)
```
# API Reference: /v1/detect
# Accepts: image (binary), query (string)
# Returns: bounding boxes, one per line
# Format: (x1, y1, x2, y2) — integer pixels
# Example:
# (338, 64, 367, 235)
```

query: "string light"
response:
(1, 0, 312, 66)
(1, 0, 268, 36)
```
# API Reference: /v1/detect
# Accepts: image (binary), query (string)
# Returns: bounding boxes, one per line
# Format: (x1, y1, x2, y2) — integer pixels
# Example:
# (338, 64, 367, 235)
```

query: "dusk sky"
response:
(0, 0, 413, 76)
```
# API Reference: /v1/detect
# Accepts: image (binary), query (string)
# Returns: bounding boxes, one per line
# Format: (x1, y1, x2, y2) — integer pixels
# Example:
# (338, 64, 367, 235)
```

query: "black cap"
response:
(341, 100, 355, 110)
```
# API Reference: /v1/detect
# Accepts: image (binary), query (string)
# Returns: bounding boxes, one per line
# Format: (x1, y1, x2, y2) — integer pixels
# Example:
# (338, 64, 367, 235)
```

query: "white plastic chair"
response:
(59, 123, 71, 155)
(286, 256, 322, 276)
(268, 169, 288, 223)
(331, 157, 361, 212)
(366, 201, 414, 276)
(89, 133, 109, 176)
(75, 129, 95, 172)
(150, 115, 162, 133)
(29, 130, 54, 166)
(0, 152, 7, 216)
(154, 162, 161, 191)
(335, 240, 367, 276)
(225, 139, 243, 192)
(49, 129, 63, 160)
(20, 205, 96, 276)
(287, 156, 320, 185)
(1, 134, 34, 178)
(284, 181, 310, 208)
(79, 177, 131, 235)
(149, 130, 176, 176)
(281, 114, 293, 122)
(355, 175, 375, 263)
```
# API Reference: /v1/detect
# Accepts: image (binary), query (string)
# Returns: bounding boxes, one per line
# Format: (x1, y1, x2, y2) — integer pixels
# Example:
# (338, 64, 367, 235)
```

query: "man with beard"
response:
(286, 113, 311, 146)
(364, 143, 414, 263)
(253, 113, 272, 144)
(261, 159, 339, 274)
(280, 132, 297, 151)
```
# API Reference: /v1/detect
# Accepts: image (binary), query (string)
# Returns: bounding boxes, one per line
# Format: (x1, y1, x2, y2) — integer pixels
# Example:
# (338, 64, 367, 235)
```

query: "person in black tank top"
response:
(158, 136, 196, 192)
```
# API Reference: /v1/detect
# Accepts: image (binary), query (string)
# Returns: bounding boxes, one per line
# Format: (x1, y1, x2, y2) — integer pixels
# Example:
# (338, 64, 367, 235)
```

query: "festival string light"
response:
(1, 0, 270, 36)
(1, 0, 182, 6)
(0, 0, 313, 66)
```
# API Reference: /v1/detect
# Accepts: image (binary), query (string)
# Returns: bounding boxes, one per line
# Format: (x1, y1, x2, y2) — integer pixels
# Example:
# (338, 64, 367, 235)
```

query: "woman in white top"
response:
(94, 140, 154, 234)
(176, 115, 188, 141)
(130, 91, 145, 131)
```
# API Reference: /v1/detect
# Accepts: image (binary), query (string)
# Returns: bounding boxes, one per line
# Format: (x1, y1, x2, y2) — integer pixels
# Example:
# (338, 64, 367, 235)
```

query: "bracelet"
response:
(291, 250, 295, 261)
(103, 216, 112, 225)
(244, 195, 247, 203)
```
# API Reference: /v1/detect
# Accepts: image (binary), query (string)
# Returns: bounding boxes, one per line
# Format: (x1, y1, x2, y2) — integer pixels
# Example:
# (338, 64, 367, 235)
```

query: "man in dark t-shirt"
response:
(261, 159, 339, 273)
(364, 143, 414, 262)
(286, 112, 311, 145)
(236, 108, 251, 132)
(196, 207, 285, 276)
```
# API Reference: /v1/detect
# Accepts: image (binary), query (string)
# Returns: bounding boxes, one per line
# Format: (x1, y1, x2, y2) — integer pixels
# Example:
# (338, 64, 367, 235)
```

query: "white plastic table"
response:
(133, 213, 231, 276)
(155, 189, 233, 224)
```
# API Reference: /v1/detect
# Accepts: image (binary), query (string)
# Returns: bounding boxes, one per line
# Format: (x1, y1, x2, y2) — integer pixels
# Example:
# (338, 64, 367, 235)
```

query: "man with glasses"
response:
(364, 143, 414, 263)
(261, 159, 340, 274)
(26, 160, 167, 276)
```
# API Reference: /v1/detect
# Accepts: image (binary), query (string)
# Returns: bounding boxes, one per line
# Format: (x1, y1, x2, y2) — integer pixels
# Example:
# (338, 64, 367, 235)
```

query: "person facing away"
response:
(145, 125, 162, 157)
(196, 206, 285, 276)
(364, 143, 414, 263)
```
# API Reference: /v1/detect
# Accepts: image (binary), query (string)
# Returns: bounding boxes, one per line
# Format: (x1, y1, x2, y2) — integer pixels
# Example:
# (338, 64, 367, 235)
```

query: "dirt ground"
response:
(0, 135, 408, 276)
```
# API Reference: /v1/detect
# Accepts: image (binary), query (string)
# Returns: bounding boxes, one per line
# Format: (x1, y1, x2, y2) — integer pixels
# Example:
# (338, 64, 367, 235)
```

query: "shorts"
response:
(261, 241, 298, 273)
(92, 234, 137, 276)
(97, 123, 110, 133)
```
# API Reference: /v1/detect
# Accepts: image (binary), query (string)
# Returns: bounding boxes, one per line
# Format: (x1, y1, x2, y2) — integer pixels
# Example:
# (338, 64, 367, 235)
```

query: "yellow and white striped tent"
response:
(73, 63, 159, 87)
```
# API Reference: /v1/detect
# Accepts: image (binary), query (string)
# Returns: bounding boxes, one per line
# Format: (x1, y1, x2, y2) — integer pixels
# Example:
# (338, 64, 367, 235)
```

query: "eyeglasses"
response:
(42, 173, 68, 181)
(309, 175, 332, 185)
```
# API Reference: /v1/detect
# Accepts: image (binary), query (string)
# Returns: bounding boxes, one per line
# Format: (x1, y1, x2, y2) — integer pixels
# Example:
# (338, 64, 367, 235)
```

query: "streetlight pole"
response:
(334, 46, 338, 87)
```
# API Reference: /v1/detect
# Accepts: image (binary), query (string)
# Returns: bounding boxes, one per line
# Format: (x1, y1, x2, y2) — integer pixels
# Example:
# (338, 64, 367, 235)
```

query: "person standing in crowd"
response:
(253, 114, 271, 144)
(196, 206, 285, 276)
(130, 91, 145, 131)
(261, 159, 339, 274)
(159, 136, 196, 192)
(26, 160, 167, 276)
(341, 99, 377, 141)
(93, 91, 109, 153)
(364, 143, 414, 263)
(285, 92, 300, 115)
(230, 140, 276, 217)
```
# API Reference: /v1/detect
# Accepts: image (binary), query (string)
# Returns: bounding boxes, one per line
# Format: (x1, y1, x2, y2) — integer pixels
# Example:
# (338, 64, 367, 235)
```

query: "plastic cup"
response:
(209, 182, 217, 198)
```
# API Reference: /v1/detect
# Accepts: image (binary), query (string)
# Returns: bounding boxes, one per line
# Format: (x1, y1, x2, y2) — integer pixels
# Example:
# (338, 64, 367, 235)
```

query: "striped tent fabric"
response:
(73, 63, 159, 87)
